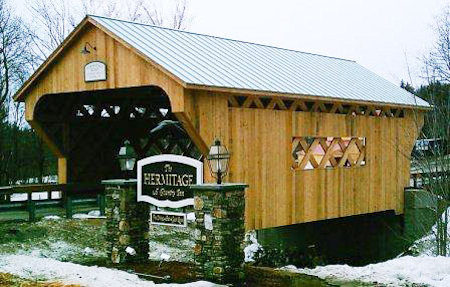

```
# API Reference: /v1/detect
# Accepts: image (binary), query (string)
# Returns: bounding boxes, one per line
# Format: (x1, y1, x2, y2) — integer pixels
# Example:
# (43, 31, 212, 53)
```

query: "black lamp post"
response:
(207, 139, 230, 184)
(118, 140, 136, 178)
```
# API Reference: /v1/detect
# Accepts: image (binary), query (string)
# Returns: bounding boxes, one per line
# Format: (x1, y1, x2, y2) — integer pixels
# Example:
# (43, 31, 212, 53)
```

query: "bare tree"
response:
(423, 6, 450, 83)
(409, 6, 450, 255)
(27, 0, 192, 61)
(0, 0, 35, 112)
(410, 84, 449, 256)
(0, 0, 36, 186)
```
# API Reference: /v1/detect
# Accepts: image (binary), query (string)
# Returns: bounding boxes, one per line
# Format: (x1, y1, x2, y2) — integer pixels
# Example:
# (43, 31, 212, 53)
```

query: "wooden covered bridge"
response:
(14, 15, 430, 231)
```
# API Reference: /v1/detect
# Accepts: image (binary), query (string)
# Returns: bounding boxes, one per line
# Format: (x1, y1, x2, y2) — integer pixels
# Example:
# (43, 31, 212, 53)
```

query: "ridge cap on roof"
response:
(88, 14, 356, 63)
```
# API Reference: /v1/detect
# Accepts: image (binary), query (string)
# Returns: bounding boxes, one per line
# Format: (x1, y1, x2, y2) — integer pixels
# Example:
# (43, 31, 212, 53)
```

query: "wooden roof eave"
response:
(14, 16, 187, 103)
(185, 83, 433, 111)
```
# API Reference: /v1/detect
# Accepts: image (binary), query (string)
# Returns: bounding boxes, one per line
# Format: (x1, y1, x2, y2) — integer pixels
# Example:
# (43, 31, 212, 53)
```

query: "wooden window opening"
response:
(292, 136, 367, 170)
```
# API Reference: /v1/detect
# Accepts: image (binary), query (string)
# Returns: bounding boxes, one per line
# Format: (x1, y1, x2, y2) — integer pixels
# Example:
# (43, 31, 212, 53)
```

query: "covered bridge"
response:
(15, 15, 429, 231)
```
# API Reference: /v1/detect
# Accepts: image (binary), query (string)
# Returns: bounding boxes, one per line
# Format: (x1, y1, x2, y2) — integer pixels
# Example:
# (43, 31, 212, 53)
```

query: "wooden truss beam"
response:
(228, 95, 405, 118)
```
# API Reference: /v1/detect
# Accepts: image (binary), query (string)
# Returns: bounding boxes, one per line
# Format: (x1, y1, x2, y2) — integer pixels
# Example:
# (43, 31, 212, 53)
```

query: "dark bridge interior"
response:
(34, 86, 201, 183)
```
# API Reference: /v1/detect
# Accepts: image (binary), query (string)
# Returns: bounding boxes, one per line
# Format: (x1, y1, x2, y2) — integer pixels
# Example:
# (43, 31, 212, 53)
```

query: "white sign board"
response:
(150, 211, 187, 227)
(137, 154, 203, 208)
(84, 61, 107, 82)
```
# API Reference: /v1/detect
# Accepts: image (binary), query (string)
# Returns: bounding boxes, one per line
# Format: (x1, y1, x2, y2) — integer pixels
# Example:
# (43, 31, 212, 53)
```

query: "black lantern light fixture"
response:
(118, 140, 136, 176)
(80, 42, 97, 55)
(207, 139, 230, 184)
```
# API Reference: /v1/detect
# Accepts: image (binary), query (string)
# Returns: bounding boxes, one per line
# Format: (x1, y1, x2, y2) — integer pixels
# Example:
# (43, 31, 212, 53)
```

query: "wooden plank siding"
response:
(189, 93, 423, 230)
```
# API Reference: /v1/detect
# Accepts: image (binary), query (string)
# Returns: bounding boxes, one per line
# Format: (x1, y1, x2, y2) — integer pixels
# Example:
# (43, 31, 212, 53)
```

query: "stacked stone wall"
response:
(104, 180, 149, 263)
(192, 184, 247, 284)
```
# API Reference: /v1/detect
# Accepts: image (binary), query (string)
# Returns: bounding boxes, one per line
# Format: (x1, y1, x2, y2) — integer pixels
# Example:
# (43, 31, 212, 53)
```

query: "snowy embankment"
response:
(0, 255, 222, 287)
(281, 255, 450, 287)
(278, 207, 450, 286)
(409, 207, 450, 256)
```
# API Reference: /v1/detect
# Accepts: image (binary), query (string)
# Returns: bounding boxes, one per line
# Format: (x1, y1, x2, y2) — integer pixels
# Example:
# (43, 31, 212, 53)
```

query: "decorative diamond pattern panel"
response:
(292, 136, 366, 170)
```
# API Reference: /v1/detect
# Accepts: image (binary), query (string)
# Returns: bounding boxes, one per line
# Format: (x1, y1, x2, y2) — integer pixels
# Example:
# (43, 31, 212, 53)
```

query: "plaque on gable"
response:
(84, 61, 107, 82)
(137, 154, 203, 208)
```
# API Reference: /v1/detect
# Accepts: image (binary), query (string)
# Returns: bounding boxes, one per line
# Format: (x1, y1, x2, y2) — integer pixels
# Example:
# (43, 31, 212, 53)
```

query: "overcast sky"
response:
(14, 0, 449, 88)
(187, 0, 448, 87)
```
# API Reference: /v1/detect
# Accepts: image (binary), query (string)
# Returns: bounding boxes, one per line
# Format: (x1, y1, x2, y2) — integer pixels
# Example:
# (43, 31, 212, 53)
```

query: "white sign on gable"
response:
(84, 61, 107, 82)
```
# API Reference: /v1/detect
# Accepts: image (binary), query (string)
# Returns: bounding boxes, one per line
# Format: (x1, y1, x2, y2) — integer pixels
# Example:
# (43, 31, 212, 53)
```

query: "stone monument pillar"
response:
(103, 179, 149, 263)
(190, 183, 248, 284)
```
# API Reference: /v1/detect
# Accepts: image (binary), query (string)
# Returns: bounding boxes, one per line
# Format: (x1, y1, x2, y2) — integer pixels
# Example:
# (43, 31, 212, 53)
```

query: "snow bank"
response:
(281, 255, 450, 287)
(0, 255, 223, 287)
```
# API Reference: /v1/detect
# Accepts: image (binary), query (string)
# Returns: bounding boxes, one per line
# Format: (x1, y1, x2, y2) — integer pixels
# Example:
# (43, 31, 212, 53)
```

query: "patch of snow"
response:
(244, 231, 262, 263)
(148, 241, 194, 263)
(281, 255, 450, 287)
(160, 253, 171, 261)
(16, 240, 104, 261)
(43, 215, 61, 220)
(204, 214, 213, 231)
(186, 212, 196, 222)
(83, 247, 95, 256)
(0, 255, 223, 287)
(73, 212, 106, 219)
(88, 210, 101, 217)
(158, 282, 221, 287)
(147, 224, 196, 263)
(126, 247, 136, 256)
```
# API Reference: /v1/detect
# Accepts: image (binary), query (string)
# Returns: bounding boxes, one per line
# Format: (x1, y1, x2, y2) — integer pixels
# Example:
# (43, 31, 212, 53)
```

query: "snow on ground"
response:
(14, 240, 104, 261)
(148, 224, 196, 263)
(281, 255, 450, 287)
(0, 254, 223, 287)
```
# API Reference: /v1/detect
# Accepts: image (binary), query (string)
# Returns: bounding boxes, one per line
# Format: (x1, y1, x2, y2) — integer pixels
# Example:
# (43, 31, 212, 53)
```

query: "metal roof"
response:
(90, 15, 429, 108)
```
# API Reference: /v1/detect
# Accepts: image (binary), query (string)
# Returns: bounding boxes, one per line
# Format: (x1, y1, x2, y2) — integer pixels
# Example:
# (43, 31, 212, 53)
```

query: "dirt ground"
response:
(0, 272, 82, 287)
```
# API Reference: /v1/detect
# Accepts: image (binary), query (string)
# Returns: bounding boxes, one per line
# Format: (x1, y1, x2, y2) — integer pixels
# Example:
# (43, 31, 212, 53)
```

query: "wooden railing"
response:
(0, 183, 105, 222)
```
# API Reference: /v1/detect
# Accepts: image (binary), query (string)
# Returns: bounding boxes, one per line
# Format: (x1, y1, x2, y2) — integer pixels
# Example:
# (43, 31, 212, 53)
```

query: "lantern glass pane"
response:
(126, 158, 136, 171)
(219, 158, 228, 173)
(210, 159, 220, 173)
(119, 158, 127, 171)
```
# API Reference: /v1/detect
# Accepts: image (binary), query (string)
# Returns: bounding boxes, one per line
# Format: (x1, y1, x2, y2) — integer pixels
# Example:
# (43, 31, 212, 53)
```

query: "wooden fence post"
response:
(27, 192, 36, 222)
(98, 193, 106, 216)
(65, 194, 73, 219)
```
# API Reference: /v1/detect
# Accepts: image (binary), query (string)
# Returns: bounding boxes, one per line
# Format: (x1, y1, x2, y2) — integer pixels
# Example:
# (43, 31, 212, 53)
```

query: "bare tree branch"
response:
(27, 0, 192, 61)
(423, 6, 450, 83)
